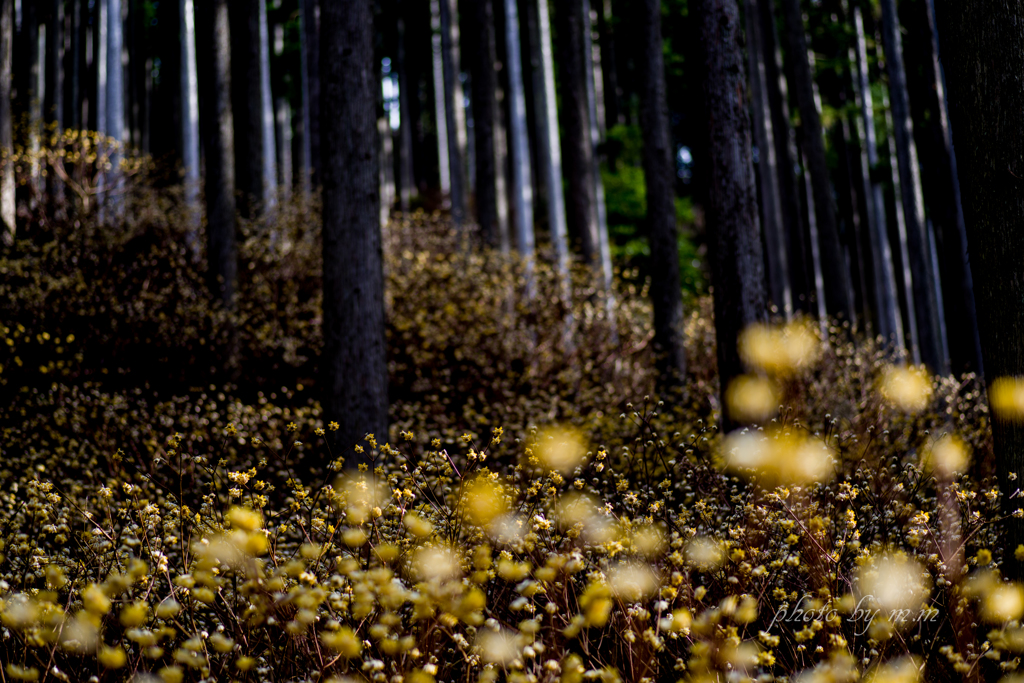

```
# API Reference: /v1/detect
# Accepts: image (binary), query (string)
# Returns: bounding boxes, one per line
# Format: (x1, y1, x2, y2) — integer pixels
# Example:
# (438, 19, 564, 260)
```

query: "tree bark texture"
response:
(598, 0, 621, 129)
(640, 0, 686, 389)
(779, 0, 853, 320)
(196, 0, 237, 308)
(555, 0, 598, 264)
(935, 0, 1024, 573)
(395, 3, 414, 210)
(879, 0, 946, 373)
(320, 0, 388, 467)
(695, 0, 767, 430)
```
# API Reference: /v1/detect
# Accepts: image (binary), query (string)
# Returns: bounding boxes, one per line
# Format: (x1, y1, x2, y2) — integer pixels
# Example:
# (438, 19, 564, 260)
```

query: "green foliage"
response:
(602, 125, 706, 303)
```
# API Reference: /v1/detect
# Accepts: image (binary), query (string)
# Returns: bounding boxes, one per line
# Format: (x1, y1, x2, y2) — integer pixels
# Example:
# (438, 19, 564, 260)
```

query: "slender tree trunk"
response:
(494, 76, 511, 253)
(779, 0, 853, 320)
(396, 3, 414, 211)
(934, 0, 1024, 577)
(582, 0, 616, 326)
(598, 0, 620, 129)
(469, 0, 498, 246)
(180, 0, 200, 252)
(230, 0, 268, 216)
(66, 0, 80, 131)
(430, 0, 450, 199)
(852, 6, 903, 352)
(879, 65, 922, 366)
(276, 97, 292, 202)
(258, 0, 276, 211)
(196, 0, 237, 308)
(904, 0, 982, 375)
(879, 0, 946, 373)
(0, 0, 12, 247)
(695, 0, 767, 431)
(150, 0, 178, 164)
(555, 0, 598, 264)
(45, 0, 63, 131)
(321, 0, 387, 467)
(536, 0, 572, 331)
(503, 0, 535, 296)
(640, 0, 686, 389)
(760, 0, 811, 313)
(23, 0, 41, 201)
(300, 0, 319, 186)
(297, 0, 312, 197)
(802, 148, 828, 328)
(439, 0, 466, 227)
(106, 0, 124, 212)
(746, 0, 791, 318)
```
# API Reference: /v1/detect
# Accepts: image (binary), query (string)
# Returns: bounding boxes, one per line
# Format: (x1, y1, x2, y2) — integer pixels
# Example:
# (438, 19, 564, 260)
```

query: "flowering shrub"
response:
(2, 149, 1022, 683)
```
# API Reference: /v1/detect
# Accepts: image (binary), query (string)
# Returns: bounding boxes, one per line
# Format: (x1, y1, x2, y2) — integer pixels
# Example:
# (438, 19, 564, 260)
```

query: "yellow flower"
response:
(329, 421, 339, 431)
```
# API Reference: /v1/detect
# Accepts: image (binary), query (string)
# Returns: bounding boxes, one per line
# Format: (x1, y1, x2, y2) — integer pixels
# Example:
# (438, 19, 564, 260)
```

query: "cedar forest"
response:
(3, 0, 1024, 681)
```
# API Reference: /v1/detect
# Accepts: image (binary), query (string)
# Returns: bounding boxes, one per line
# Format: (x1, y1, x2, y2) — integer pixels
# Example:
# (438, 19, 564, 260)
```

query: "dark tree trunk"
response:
(0, 0, 12, 246)
(746, 0, 791, 318)
(321, 0, 388, 467)
(779, 0, 853, 320)
(879, 0, 946, 374)
(230, 0, 265, 216)
(197, 0, 237, 308)
(554, 0, 598, 264)
(469, 0, 499, 246)
(903, 0, 983, 375)
(65, 0, 81, 131)
(640, 0, 686, 389)
(439, 0, 466, 227)
(301, 0, 320, 185)
(695, 0, 766, 430)
(935, 0, 1024, 576)
(395, 1, 414, 211)
(45, 0, 63, 131)
(759, 0, 811, 313)
(598, 0, 621, 129)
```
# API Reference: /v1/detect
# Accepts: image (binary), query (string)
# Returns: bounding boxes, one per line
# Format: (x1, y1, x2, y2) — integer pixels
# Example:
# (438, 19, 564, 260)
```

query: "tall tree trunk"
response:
(300, 0, 319, 186)
(230, 0, 268, 216)
(150, 0, 178, 165)
(934, 0, 1024, 577)
(180, 0, 200, 252)
(469, 0, 498, 246)
(582, 0, 616, 325)
(555, 0, 598, 264)
(106, 0, 124, 212)
(746, 0, 791, 318)
(321, 0, 387, 467)
(257, 0, 276, 211)
(760, 0, 811, 313)
(904, 0, 982, 375)
(430, 0, 451, 199)
(779, 0, 853, 320)
(23, 0, 41, 201)
(395, 2, 414, 211)
(503, 0, 535, 295)
(536, 0, 572, 326)
(196, 0, 237, 308)
(879, 0, 946, 373)
(879, 65, 922, 366)
(45, 0, 63, 132)
(276, 97, 292, 201)
(66, 0, 80, 131)
(641, 0, 686, 389)
(0, 0, 12, 247)
(598, 0, 620, 129)
(852, 5, 904, 352)
(439, 0, 466, 227)
(695, 0, 767, 431)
